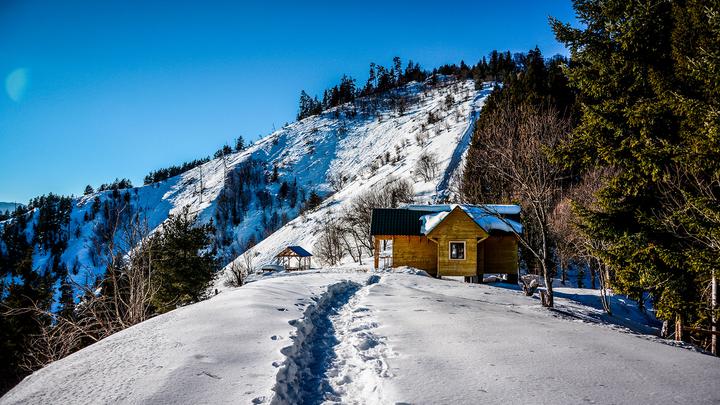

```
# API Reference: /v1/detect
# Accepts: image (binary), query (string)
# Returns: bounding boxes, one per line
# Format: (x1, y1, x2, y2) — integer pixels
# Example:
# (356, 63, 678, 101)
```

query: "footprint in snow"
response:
(270, 335, 283, 341)
(276, 308, 288, 312)
(198, 371, 222, 380)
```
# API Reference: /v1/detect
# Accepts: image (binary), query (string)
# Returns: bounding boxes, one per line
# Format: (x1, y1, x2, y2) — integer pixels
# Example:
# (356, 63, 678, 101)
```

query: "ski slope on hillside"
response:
(3, 270, 718, 404)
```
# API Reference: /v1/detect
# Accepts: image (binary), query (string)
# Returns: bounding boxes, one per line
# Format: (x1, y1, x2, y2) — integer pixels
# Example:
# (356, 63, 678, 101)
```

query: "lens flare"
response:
(5, 68, 29, 102)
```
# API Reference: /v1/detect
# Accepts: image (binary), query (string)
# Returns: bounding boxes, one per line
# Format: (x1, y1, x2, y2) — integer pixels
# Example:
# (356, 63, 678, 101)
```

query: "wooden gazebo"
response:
(276, 246, 313, 271)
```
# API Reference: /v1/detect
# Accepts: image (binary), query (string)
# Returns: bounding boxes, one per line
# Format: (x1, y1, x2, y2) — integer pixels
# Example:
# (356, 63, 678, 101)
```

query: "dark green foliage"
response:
(83, 185, 94, 195)
(214, 144, 233, 159)
(304, 191, 323, 212)
(143, 157, 211, 185)
(0, 248, 56, 395)
(234, 135, 245, 152)
(297, 90, 323, 120)
(550, 0, 720, 325)
(151, 206, 217, 313)
(462, 47, 576, 204)
(97, 178, 133, 192)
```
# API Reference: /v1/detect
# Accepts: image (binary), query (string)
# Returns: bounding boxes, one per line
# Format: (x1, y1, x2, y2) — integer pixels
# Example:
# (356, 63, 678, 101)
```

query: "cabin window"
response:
(449, 241, 466, 260)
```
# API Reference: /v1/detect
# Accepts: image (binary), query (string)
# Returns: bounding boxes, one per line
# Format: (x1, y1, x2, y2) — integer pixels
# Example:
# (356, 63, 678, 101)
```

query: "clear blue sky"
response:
(0, 0, 577, 203)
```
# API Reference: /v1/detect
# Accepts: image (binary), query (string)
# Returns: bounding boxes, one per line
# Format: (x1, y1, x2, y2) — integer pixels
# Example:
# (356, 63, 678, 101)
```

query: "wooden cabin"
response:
(370, 204, 521, 282)
(275, 246, 313, 271)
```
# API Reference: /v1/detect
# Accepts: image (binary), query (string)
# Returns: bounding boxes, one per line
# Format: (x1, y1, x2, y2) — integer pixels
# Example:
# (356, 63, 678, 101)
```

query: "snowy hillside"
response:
(1, 77, 490, 297)
(219, 80, 492, 283)
(3, 269, 718, 404)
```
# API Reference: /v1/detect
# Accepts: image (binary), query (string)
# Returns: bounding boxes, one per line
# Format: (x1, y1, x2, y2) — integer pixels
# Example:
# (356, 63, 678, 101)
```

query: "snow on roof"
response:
(419, 211, 449, 234)
(417, 204, 523, 235)
(276, 246, 313, 257)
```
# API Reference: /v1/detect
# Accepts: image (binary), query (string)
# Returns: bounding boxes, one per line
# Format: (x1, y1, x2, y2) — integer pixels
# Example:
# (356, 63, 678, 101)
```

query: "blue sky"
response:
(0, 1, 577, 203)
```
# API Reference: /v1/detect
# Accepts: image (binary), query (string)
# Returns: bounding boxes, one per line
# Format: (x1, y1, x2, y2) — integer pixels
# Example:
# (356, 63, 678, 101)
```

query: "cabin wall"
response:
(482, 234, 519, 274)
(390, 235, 437, 276)
(428, 209, 488, 277)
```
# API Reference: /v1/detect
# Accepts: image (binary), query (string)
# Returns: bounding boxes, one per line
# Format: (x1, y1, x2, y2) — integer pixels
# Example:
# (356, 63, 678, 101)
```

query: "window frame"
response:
(448, 240, 466, 261)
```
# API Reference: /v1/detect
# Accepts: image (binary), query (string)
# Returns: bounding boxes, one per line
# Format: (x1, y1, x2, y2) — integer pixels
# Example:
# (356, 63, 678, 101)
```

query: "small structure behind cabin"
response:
(371, 204, 521, 282)
(275, 246, 313, 271)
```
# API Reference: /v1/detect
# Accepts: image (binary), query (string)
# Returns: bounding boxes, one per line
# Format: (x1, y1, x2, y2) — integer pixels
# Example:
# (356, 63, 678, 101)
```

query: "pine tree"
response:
(151, 206, 217, 313)
(234, 136, 245, 152)
(84, 185, 94, 195)
(551, 0, 720, 334)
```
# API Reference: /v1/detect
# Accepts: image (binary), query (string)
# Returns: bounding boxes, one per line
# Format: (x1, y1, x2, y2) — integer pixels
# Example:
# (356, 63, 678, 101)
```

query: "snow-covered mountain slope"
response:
(218, 80, 493, 283)
(1, 77, 490, 295)
(3, 270, 718, 405)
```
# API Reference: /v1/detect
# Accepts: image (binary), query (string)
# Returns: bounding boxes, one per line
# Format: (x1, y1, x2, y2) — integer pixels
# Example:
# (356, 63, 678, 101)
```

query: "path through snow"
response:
(3, 270, 720, 405)
(271, 274, 393, 405)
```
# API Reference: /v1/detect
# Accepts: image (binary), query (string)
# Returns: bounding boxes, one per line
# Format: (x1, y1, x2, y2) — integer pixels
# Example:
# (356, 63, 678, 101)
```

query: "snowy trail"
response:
(271, 275, 392, 405)
(4, 271, 720, 405)
(323, 274, 393, 404)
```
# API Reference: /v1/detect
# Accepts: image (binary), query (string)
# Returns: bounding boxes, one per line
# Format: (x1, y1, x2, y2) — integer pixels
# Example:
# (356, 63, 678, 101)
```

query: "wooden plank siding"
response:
(392, 235, 438, 276)
(372, 206, 519, 278)
(373, 235, 438, 276)
(427, 207, 489, 277)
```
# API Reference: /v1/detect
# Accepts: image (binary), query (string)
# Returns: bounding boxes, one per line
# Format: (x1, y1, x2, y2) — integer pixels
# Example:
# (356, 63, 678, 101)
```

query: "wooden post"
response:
(374, 237, 380, 269)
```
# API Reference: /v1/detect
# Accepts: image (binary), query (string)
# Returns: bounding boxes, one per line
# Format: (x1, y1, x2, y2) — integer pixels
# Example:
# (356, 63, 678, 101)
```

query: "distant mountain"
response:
(0, 202, 21, 214)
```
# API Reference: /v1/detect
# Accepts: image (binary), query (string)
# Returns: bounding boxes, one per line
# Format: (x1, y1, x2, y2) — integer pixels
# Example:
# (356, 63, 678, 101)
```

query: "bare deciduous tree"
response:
(3, 206, 160, 371)
(225, 246, 255, 288)
(465, 102, 573, 307)
(315, 215, 345, 266)
(415, 151, 439, 182)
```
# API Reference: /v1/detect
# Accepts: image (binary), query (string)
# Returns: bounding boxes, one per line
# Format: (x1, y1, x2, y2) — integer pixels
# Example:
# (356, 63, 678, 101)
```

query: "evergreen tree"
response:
(305, 191, 323, 211)
(151, 206, 217, 313)
(84, 185, 94, 195)
(551, 0, 720, 334)
(234, 136, 245, 152)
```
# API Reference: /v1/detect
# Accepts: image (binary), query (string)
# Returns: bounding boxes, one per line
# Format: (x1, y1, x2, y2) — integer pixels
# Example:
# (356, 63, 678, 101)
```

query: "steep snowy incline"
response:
(1, 77, 488, 298)
(3, 270, 718, 405)
(218, 80, 493, 281)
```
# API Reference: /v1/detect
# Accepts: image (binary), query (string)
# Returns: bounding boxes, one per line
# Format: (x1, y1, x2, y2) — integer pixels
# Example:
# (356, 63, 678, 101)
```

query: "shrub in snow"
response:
(415, 151, 439, 182)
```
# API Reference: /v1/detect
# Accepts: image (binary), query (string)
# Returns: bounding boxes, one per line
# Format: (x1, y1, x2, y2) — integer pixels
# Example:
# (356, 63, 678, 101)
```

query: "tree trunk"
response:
(675, 314, 684, 342)
(542, 261, 554, 307)
(712, 268, 717, 355)
(597, 262, 612, 315)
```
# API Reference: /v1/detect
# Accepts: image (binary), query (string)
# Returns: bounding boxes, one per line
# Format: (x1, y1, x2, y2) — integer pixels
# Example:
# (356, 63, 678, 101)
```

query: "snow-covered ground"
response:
(3, 269, 718, 404)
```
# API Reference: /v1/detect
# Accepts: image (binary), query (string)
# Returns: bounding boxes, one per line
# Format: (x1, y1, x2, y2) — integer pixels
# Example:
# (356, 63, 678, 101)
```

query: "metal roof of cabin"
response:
(371, 204, 522, 236)
(276, 246, 313, 257)
(370, 208, 435, 236)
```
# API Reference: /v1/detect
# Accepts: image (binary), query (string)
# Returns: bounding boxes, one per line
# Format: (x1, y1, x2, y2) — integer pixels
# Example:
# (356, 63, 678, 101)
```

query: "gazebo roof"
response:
(276, 245, 313, 258)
